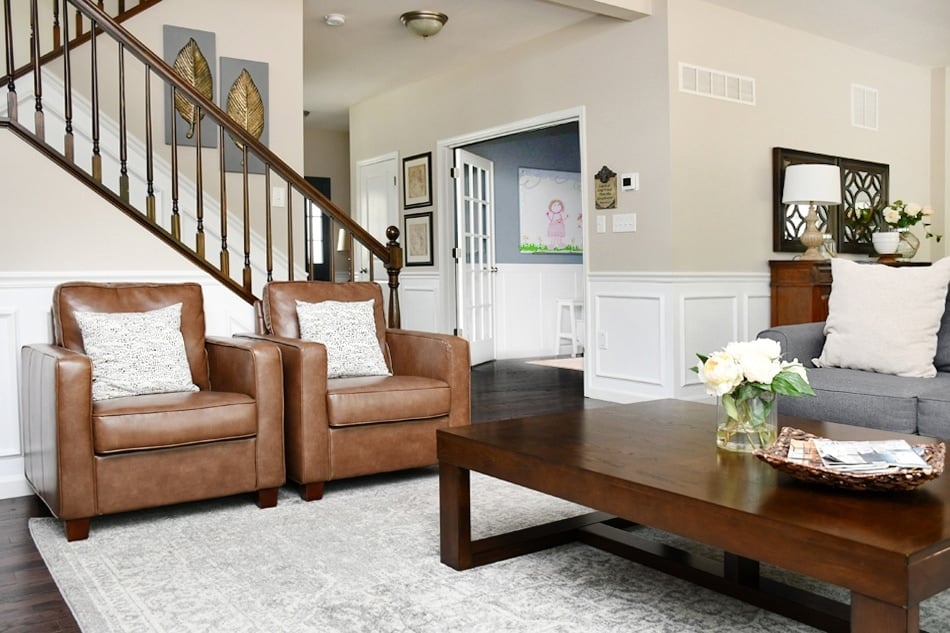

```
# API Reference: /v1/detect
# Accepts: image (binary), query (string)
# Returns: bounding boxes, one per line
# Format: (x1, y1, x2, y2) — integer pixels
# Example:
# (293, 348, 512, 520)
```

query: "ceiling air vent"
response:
(851, 84, 878, 130)
(679, 62, 755, 106)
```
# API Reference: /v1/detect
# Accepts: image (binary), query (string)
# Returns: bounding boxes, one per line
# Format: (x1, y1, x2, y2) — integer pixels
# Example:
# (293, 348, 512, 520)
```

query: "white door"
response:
(355, 154, 398, 281)
(454, 149, 496, 365)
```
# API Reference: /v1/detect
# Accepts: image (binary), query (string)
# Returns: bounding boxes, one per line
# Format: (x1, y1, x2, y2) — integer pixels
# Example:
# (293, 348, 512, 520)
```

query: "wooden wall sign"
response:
(594, 165, 617, 210)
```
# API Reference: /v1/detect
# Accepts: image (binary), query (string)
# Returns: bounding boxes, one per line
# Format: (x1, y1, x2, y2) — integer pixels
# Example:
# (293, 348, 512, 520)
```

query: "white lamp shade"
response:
(782, 164, 841, 205)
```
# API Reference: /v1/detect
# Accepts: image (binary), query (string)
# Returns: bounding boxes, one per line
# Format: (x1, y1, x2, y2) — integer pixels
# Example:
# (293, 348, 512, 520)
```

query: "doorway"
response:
(445, 115, 584, 366)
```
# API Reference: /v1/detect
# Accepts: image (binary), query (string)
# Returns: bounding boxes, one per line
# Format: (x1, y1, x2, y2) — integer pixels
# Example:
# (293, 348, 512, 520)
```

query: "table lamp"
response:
(781, 164, 841, 260)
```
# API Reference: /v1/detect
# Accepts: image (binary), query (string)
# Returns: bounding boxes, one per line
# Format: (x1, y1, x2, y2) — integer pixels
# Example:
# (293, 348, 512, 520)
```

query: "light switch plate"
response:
(596, 215, 606, 233)
(612, 213, 637, 232)
(271, 186, 287, 208)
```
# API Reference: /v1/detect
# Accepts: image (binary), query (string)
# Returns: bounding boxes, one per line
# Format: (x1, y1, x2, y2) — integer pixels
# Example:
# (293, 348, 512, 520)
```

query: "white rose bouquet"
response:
(694, 338, 815, 448)
(882, 200, 942, 242)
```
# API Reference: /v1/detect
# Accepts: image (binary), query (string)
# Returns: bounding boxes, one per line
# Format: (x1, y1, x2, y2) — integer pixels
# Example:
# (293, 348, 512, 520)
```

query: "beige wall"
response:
(668, 0, 938, 272)
(350, 5, 673, 273)
(304, 126, 351, 213)
(0, 133, 191, 270)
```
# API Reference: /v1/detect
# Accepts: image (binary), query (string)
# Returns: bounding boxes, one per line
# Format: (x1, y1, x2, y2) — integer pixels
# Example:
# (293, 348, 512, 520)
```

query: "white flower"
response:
(922, 206, 935, 217)
(697, 351, 743, 397)
(780, 359, 808, 383)
(883, 207, 902, 224)
(724, 339, 782, 384)
(905, 202, 922, 215)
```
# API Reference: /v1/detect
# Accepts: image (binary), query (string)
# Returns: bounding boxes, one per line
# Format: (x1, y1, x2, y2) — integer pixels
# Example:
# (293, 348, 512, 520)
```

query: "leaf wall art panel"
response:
(220, 57, 269, 174)
(163, 25, 218, 148)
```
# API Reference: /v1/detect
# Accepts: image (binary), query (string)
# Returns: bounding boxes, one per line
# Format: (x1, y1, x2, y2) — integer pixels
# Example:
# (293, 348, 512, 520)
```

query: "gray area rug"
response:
(31, 468, 950, 632)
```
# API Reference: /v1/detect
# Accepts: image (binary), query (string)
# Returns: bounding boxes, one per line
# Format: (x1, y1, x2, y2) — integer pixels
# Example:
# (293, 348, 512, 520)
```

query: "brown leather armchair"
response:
(20, 282, 285, 541)
(240, 281, 470, 500)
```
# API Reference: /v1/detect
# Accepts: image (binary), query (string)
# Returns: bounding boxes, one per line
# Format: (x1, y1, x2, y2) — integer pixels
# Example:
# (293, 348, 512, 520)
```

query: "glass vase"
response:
(716, 392, 778, 453)
(897, 229, 919, 259)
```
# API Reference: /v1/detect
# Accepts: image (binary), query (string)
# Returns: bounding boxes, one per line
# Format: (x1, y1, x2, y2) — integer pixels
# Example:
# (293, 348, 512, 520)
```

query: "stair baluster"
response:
(30, 0, 44, 141)
(4, 0, 17, 120)
(61, 0, 73, 162)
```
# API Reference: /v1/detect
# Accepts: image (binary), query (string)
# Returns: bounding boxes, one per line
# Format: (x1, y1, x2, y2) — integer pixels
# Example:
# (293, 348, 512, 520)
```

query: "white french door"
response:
(454, 149, 496, 365)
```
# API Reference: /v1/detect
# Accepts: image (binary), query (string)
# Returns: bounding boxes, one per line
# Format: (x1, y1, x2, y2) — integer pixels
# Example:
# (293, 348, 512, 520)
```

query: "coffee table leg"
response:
(440, 462, 472, 570)
(851, 593, 918, 633)
(724, 552, 759, 587)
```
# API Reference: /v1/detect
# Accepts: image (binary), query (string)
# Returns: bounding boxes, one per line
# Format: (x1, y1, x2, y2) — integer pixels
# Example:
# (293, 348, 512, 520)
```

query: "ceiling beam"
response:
(544, 0, 652, 21)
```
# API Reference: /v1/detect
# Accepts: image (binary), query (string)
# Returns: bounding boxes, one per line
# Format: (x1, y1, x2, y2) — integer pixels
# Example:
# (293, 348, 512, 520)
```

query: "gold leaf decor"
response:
(172, 38, 213, 139)
(226, 68, 265, 159)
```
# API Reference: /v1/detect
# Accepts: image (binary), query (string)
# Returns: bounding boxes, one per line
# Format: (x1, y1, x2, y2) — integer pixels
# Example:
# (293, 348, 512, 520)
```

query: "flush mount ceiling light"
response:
(400, 10, 448, 38)
(324, 13, 345, 27)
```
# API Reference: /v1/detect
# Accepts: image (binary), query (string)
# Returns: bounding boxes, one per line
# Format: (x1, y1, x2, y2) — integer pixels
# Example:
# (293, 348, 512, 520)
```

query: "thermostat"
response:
(620, 172, 639, 191)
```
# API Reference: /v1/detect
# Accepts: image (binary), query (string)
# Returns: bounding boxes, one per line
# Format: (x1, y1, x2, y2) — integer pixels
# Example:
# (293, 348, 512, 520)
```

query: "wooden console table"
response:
(769, 260, 832, 326)
(769, 259, 930, 326)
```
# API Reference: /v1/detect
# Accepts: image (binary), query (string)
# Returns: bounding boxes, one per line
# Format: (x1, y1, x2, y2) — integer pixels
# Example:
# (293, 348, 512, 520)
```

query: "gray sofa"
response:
(758, 322, 950, 440)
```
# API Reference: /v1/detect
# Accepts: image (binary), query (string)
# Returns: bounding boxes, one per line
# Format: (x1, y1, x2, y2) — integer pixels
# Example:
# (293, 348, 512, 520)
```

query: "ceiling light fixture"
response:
(400, 10, 448, 38)
(324, 13, 345, 27)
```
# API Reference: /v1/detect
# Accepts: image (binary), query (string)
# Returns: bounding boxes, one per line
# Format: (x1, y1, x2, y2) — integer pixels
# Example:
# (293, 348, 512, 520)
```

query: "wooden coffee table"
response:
(438, 399, 950, 633)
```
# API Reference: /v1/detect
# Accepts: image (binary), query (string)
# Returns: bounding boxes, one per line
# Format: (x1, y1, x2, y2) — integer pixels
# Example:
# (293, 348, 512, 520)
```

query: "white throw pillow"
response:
(295, 299, 391, 379)
(814, 257, 950, 377)
(75, 303, 200, 401)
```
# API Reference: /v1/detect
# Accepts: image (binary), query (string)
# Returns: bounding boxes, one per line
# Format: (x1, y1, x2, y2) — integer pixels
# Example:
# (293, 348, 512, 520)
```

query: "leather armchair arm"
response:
(206, 337, 285, 488)
(234, 333, 331, 484)
(20, 344, 96, 520)
(386, 329, 471, 427)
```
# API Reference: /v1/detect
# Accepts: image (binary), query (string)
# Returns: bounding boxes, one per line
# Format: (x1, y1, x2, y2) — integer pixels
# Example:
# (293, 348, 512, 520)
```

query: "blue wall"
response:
(464, 123, 581, 264)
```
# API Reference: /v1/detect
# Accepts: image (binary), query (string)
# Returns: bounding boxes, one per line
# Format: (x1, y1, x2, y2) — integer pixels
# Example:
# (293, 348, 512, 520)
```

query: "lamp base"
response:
(799, 203, 826, 260)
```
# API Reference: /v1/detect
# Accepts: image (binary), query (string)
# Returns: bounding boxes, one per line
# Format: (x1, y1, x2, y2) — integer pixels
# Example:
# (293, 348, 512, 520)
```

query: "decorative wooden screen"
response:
(772, 148, 889, 255)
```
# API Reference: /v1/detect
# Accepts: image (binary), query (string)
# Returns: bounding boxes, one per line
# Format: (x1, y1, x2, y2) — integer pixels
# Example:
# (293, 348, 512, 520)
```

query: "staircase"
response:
(0, 0, 403, 326)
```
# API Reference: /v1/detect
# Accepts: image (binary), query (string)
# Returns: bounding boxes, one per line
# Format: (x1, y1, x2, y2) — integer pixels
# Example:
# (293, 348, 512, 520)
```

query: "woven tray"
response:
(754, 427, 945, 492)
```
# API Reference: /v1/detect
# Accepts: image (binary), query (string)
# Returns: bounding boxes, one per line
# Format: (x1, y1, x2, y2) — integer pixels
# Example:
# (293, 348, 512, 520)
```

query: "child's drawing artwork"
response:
(518, 168, 582, 254)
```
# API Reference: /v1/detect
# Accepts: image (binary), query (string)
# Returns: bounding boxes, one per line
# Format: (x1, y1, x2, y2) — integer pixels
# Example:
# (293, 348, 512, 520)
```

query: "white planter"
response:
(872, 231, 900, 255)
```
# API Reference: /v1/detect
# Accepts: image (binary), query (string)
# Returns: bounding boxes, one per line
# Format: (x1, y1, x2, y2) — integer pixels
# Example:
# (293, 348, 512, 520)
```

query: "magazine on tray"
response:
(806, 438, 931, 474)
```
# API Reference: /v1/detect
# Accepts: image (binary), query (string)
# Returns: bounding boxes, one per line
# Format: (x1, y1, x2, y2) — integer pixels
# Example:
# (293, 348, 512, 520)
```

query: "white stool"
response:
(555, 299, 584, 357)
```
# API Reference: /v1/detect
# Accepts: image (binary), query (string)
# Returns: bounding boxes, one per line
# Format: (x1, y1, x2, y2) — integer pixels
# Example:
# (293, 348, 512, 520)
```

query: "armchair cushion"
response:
(92, 391, 257, 453)
(296, 299, 391, 378)
(326, 375, 450, 427)
(75, 303, 199, 400)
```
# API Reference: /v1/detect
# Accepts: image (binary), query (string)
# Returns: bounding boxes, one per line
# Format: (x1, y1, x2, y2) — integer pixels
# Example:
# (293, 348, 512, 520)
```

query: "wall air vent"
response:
(679, 62, 755, 106)
(851, 84, 879, 130)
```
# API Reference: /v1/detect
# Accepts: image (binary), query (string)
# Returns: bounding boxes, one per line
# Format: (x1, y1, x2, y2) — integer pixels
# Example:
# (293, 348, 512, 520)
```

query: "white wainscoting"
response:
(586, 272, 771, 404)
(397, 272, 443, 333)
(494, 263, 585, 360)
(0, 271, 255, 500)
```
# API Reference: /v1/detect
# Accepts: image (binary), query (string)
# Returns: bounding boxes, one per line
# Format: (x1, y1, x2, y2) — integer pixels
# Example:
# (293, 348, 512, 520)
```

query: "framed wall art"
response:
(220, 57, 269, 174)
(404, 212, 433, 266)
(163, 25, 217, 148)
(518, 167, 583, 254)
(403, 152, 432, 209)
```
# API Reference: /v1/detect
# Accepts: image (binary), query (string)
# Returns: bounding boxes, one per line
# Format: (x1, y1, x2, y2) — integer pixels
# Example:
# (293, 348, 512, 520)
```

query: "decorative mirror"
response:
(772, 148, 889, 255)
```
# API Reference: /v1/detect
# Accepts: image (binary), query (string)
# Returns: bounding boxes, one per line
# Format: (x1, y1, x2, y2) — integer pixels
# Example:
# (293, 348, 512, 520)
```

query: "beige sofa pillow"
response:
(814, 257, 950, 377)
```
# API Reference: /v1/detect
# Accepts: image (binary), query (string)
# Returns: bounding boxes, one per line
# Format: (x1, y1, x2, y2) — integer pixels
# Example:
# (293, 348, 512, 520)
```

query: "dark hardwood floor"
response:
(0, 358, 607, 632)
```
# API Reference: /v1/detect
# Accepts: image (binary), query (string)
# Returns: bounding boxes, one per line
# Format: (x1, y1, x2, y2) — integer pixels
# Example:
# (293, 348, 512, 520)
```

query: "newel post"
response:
(386, 225, 402, 329)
